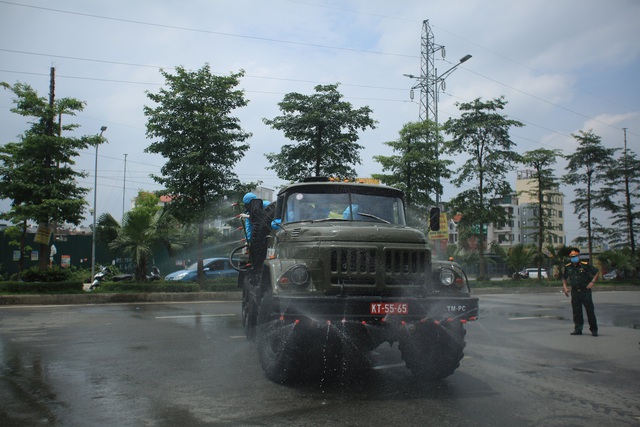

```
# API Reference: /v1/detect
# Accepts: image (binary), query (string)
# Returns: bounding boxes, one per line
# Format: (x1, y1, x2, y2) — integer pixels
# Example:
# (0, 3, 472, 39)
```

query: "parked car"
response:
(165, 258, 239, 281)
(518, 268, 548, 279)
(603, 269, 617, 280)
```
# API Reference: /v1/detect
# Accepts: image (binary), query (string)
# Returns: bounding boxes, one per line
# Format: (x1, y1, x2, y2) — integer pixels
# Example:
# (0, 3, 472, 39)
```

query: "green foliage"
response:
(442, 96, 524, 278)
(597, 148, 640, 254)
(133, 191, 162, 218)
(96, 282, 200, 293)
(0, 82, 95, 226)
(98, 208, 184, 281)
(93, 277, 236, 293)
(0, 281, 84, 293)
(562, 130, 617, 258)
(199, 277, 238, 291)
(144, 64, 250, 226)
(520, 148, 563, 271)
(597, 249, 637, 280)
(506, 244, 536, 273)
(263, 83, 377, 181)
(0, 80, 98, 269)
(144, 64, 250, 283)
(373, 120, 452, 208)
(20, 266, 72, 282)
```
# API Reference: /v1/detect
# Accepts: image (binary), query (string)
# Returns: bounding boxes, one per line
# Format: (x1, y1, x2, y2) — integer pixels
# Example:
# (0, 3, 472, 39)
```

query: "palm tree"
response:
(597, 249, 636, 280)
(98, 209, 183, 281)
(506, 244, 536, 278)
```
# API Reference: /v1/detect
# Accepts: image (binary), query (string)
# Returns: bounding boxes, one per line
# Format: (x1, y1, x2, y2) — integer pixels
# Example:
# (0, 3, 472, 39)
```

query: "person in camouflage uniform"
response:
(562, 248, 599, 336)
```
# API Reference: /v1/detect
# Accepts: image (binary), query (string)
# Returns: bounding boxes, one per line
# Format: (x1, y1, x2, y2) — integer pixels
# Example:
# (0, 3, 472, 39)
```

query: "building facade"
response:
(516, 169, 565, 246)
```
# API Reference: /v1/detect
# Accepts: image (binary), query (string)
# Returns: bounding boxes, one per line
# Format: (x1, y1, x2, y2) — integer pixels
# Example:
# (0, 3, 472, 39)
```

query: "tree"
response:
(0, 80, 96, 270)
(442, 97, 524, 279)
(373, 120, 452, 209)
(2, 222, 32, 279)
(492, 243, 536, 277)
(597, 249, 636, 280)
(263, 83, 377, 181)
(598, 147, 640, 255)
(99, 208, 183, 281)
(144, 64, 251, 282)
(520, 148, 563, 279)
(562, 130, 616, 261)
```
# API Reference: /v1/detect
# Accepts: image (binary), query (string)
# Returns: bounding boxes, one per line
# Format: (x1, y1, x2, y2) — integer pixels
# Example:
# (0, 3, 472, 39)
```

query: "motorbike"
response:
(90, 266, 161, 290)
(512, 269, 529, 280)
(90, 266, 111, 290)
(112, 266, 161, 282)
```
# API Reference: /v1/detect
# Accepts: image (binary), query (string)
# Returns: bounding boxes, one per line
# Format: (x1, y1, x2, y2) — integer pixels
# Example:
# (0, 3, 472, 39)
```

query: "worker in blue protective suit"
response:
(243, 192, 270, 241)
(343, 204, 359, 219)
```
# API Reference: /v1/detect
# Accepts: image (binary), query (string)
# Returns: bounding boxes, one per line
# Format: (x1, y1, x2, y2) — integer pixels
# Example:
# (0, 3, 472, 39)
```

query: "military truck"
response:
(230, 178, 478, 383)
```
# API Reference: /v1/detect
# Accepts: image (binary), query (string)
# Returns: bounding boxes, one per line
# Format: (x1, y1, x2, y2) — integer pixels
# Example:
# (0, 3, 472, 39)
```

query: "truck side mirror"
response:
(429, 207, 440, 231)
(248, 198, 263, 216)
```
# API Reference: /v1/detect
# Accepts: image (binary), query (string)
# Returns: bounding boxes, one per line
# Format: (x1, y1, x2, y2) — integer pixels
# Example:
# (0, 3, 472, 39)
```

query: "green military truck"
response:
(230, 178, 478, 383)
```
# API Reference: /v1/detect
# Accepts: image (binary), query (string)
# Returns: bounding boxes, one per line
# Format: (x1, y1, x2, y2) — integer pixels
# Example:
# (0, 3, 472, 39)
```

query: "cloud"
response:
(1, 0, 638, 245)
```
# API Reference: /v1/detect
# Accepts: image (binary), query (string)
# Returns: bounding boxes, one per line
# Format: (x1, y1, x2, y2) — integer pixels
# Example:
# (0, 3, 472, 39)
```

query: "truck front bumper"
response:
(268, 294, 479, 324)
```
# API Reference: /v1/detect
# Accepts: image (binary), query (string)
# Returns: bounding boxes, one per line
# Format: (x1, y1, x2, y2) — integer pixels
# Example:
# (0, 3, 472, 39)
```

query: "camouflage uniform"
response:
(563, 261, 599, 334)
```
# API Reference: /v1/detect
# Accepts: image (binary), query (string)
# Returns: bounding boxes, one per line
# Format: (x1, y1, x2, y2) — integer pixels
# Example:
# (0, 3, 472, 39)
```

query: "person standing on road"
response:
(562, 248, 599, 336)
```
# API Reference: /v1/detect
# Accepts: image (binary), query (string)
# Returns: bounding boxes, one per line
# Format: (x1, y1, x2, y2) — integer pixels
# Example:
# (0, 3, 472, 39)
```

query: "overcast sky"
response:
(1, 0, 639, 244)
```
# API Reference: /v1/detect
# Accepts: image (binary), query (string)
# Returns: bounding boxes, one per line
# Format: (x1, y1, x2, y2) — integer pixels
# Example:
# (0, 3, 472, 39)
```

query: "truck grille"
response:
(329, 247, 428, 288)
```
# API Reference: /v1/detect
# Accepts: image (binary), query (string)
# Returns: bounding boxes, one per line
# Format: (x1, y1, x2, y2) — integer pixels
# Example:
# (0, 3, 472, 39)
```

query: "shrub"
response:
(0, 281, 84, 293)
(21, 266, 72, 282)
(96, 282, 200, 293)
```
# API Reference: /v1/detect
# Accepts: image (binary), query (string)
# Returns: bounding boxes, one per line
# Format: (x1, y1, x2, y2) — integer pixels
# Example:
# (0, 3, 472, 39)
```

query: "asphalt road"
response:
(1, 291, 639, 426)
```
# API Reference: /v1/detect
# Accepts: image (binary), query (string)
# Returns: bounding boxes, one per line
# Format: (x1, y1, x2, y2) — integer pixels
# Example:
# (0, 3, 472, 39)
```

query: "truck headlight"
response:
(289, 265, 309, 285)
(439, 268, 456, 286)
(277, 265, 311, 290)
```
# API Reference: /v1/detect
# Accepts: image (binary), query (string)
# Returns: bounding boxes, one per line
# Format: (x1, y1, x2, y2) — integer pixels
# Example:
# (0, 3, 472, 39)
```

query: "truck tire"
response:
(256, 292, 304, 383)
(399, 321, 466, 380)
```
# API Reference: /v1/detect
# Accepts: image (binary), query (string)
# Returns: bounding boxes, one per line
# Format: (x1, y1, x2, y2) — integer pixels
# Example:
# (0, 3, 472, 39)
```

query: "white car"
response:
(524, 268, 548, 279)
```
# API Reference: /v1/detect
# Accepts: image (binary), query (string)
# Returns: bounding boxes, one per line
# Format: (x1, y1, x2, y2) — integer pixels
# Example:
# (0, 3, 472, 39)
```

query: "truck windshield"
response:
(283, 191, 406, 225)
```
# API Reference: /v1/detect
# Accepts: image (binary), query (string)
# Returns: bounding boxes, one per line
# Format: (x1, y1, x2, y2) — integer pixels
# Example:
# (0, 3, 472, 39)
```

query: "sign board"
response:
(34, 223, 52, 244)
(428, 213, 449, 240)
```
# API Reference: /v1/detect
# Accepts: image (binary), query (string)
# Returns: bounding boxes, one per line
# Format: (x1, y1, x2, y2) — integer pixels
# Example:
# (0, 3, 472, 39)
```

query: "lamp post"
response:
(91, 126, 107, 283)
(404, 54, 471, 205)
(122, 153, 127, 221)
(434, 54, 471, 205)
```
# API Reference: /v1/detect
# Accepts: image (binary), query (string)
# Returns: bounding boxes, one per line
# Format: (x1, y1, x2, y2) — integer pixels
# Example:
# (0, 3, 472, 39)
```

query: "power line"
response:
(0, 1, 416, 59)
(3, 64, 635, 143)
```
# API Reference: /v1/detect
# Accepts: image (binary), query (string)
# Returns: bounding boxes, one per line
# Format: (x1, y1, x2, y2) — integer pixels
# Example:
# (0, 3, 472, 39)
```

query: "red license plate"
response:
(370, 302, 409, 315)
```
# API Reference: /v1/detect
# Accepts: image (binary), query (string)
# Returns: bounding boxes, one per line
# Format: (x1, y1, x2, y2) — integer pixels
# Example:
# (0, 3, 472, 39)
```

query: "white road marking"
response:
(509, 315, 559, 321)
(155, 314, 236, 319)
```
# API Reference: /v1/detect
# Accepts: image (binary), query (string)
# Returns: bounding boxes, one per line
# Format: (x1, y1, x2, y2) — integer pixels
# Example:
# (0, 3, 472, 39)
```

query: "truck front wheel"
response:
(256, 292, 304, 383)
(399, 321, 466, 380)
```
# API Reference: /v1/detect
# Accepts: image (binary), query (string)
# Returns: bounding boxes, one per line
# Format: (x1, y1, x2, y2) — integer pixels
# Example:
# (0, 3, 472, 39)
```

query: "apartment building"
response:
(516, 169, 565, 246)
(452, 170, 566, 249)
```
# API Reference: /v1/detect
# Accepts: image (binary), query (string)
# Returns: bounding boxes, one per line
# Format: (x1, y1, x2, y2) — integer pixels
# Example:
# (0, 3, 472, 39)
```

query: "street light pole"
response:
(434, 54, 471, 206)
(91, 126, 107, 284)
(122, 153, 127, 221)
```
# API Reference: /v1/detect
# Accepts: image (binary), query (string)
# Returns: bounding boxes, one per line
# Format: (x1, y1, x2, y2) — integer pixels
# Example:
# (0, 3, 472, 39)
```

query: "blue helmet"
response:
(243, 192, 257, 204)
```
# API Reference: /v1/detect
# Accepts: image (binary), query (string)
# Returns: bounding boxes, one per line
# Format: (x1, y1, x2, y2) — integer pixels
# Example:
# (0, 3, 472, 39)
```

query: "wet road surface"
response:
(1, 291, 639, 426)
